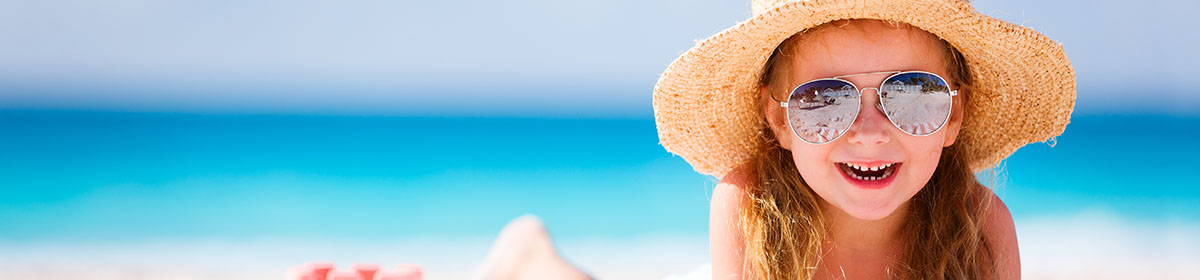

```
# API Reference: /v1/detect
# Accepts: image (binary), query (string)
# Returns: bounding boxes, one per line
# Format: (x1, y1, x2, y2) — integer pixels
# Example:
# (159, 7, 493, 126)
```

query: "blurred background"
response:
(1, 0, 1197, 279)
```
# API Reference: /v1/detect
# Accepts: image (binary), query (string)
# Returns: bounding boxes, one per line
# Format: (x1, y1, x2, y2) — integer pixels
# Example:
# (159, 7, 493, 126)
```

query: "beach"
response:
(2, 112, 1198, 279)
(3, 213, 1198, 279)
(0, 236, 712, 280)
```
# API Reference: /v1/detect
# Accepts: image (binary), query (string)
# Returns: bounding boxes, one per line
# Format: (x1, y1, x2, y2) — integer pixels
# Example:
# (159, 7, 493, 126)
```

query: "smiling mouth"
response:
(837, 162, 899, 181)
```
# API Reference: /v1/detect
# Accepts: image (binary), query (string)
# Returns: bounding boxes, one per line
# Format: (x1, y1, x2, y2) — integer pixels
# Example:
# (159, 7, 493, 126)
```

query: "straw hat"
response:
(652, 0, 1075, 178)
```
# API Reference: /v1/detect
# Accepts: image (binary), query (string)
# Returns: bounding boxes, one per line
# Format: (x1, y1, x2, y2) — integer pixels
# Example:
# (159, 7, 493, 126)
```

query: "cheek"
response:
(900, 136, 947, 186)
(787, 146, 838, 187)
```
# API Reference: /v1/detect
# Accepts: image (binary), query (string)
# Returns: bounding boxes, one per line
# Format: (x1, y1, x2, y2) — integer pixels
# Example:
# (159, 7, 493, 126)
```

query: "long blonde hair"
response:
(741, 19, 996, 279)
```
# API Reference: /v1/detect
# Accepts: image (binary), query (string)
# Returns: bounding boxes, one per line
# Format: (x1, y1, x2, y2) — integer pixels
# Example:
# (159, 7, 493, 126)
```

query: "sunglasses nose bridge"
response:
(857, 87, 885, 113)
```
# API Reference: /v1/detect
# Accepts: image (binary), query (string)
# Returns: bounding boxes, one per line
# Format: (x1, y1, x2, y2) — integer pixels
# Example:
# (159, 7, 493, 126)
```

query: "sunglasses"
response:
(775, 70, 958, 144)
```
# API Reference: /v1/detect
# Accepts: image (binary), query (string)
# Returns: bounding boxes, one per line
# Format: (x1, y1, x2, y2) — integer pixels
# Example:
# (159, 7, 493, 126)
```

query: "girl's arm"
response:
(710, 165, 753, 280)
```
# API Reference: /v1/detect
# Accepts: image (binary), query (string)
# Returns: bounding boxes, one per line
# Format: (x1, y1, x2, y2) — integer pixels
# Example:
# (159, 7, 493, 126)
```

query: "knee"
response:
(497, 214, 551, 244)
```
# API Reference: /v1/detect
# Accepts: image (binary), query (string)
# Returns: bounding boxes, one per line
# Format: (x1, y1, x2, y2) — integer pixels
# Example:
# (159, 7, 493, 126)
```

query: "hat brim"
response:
(652, 0, 1076, 178)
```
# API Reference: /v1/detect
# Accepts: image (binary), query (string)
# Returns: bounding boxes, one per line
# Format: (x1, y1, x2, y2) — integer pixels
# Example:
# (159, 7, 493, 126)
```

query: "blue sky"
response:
(0, 0, 1196, 116)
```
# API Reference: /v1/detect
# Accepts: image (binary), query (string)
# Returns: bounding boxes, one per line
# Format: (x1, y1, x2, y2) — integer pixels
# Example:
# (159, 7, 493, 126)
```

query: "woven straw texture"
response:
(653, 0, 1075, 179)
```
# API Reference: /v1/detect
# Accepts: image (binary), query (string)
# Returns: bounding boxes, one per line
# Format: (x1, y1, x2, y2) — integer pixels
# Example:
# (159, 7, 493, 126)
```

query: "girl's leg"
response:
(474, 215, 592, 280)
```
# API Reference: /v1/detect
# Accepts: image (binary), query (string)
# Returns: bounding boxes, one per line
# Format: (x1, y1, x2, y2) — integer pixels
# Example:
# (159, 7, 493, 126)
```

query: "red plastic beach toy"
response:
(287, 262, 422, 280)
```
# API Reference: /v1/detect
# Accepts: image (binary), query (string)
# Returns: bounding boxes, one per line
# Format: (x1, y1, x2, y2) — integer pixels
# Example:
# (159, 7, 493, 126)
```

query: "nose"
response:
(844, 88, 891, 146)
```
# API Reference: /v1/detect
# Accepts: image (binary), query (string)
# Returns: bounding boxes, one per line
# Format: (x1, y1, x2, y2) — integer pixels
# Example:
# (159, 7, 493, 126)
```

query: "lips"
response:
(836, 162, 900, 189)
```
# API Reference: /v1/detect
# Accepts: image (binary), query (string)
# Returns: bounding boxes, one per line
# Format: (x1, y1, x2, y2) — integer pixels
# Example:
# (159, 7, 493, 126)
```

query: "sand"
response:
(2, 212, 1197, 279)
(0, 235, 710, 280)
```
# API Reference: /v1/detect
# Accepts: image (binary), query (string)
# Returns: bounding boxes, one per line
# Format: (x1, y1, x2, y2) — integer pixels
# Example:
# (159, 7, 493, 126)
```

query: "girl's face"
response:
(762, 20, 964, 221)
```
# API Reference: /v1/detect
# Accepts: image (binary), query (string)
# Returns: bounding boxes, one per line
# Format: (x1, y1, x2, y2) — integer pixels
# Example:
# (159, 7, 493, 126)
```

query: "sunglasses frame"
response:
(776, 70, 958, 144)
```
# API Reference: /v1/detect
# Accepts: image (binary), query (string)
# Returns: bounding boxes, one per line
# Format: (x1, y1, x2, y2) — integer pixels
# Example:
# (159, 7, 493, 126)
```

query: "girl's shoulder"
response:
(973, 183, 1020, 279)
(712, 161, 755, 212)
(709, 162, 755, 280)
(972, 183, 1016, 239)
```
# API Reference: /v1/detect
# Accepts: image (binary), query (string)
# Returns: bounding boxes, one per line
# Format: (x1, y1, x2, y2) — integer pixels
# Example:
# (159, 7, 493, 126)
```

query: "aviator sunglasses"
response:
(775, 70, 958, 144)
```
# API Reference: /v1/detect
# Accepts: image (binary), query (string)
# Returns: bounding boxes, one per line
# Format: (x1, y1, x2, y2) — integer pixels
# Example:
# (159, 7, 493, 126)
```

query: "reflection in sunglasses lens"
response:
(879, 72, 953, 136)
(787, 79, 860, 144)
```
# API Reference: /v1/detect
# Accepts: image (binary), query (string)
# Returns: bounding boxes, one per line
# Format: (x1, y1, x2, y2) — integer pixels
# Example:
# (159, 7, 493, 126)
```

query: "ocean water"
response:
(0, 111, 712, 242)
(0, 110, 1197, 243)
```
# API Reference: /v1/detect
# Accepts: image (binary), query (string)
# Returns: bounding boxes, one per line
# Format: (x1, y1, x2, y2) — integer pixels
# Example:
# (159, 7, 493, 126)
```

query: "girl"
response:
(477, 0, 1074, 279)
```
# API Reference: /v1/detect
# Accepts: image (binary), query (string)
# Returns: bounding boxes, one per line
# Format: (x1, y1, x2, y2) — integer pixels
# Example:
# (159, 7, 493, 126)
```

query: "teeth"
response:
(845, 162, 893, 172)
(841, 162, 898, 181)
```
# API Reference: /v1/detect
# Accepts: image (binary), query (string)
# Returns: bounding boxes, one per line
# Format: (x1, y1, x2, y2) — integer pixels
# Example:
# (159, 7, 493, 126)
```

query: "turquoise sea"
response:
(1, 110, 1198, 243)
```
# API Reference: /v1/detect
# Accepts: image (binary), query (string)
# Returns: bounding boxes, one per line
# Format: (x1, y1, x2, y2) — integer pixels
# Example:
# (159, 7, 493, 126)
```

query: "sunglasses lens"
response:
(879, 72, 953, 136)
(787, 79, 860, 144)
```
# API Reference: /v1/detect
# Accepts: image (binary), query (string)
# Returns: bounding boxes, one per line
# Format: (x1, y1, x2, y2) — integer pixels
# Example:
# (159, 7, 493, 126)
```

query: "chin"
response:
(838, 200, 902, 221)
